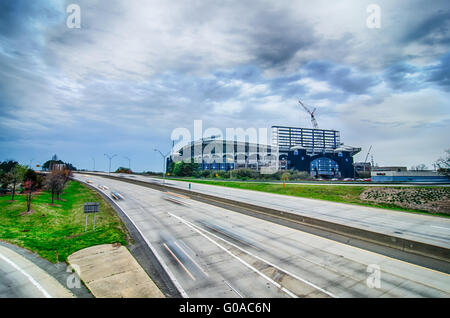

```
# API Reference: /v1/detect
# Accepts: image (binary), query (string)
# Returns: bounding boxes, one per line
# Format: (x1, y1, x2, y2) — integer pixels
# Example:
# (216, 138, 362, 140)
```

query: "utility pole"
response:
(154, 149, 171, 185)
(104, 154, 117, 175)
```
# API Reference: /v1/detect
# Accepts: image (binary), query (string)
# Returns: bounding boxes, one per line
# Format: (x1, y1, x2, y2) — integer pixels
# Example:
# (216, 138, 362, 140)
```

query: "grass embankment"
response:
(0, 180, 130, 263)
(174, 178, 450, 217)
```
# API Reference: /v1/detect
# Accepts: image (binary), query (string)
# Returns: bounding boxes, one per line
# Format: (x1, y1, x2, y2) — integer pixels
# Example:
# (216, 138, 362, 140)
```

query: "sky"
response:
(0, 0, 449, 172)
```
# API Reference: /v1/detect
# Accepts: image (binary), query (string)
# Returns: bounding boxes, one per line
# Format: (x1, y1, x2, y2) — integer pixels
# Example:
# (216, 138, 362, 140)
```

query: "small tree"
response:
(7, 165, 27, 201)
(281, 172, 290, 181)
(24, 180, 33, 212)
(54, 169, 72, 200)
(46, 171, 64, 204)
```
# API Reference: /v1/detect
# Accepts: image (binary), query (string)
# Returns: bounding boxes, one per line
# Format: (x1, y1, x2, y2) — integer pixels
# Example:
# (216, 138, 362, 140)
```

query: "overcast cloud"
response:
(0, 0, 449, 171)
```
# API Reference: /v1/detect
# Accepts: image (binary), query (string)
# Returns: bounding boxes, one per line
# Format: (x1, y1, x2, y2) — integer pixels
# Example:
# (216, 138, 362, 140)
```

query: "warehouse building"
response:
(371, 168, 450, 183)
(169, 126, 361, 178)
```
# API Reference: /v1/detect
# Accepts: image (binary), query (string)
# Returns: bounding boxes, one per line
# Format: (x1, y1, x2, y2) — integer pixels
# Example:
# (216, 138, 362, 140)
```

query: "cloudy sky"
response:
(0, 0, 449, 172)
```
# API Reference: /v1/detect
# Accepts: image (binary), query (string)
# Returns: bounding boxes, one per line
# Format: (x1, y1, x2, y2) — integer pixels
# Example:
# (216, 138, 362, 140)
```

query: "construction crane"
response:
(363, 145, 373, 174)
(298, 100, 319, 129)
(364, 145, 372, 164)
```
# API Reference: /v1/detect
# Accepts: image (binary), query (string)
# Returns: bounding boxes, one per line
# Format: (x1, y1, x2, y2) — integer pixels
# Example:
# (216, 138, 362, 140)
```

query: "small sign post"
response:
(84, 202, 99, 232)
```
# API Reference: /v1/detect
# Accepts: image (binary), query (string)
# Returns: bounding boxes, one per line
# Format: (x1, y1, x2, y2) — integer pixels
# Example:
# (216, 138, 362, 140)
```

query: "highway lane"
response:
(0, 245, 74, 298)
(74, 173, 450, 298)
(107, 173, 450, 250)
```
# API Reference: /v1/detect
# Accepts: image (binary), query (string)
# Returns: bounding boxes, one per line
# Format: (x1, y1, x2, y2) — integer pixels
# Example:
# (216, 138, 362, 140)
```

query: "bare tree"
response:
(435, 149, 450, 176)
(46, 172, 62, 204)
(46, 169, 72, 203)
(410, 164, 428, 171)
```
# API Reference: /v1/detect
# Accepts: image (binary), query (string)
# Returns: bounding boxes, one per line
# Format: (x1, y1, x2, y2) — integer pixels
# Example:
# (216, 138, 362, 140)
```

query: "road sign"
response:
(84, 202, 99, 213)
(84, 202, 99, 232)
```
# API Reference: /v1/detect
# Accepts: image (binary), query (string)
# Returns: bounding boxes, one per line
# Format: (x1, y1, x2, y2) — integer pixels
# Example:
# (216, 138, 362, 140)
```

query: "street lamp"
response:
(154, 148, 171, 185)
(104, 153, 117, 175)
(91, 156, 96, 171)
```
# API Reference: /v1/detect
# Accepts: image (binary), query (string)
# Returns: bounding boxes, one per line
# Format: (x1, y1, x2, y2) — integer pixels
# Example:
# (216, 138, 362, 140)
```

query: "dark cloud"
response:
(426, 52, 450, 89)
(403, 10, 450, 46)
(382, 52, 450, 92)
(1, 1, 450, 171)
(383, 63, 425, 91)
(303, 61, 381, 95)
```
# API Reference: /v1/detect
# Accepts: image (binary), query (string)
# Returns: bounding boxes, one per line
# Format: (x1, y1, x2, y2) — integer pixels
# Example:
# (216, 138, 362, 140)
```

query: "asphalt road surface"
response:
(74, 173, 450, 298)
(0, 244, 74, 298)
(108, 173, 450, 249)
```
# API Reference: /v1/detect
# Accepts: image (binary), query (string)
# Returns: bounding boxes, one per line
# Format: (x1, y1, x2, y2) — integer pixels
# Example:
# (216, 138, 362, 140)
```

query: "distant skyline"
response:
(1, 0, 449, 172)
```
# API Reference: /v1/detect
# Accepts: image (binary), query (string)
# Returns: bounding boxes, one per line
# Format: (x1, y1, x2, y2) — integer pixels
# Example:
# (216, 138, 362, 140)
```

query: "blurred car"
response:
(111, 192, 124, 200)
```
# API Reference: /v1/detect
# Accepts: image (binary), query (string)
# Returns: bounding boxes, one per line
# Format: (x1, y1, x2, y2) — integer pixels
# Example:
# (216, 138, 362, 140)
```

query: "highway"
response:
(74, 173, 450, 298)
(0, 244, 74, 298)
(105, 173, 450, 249)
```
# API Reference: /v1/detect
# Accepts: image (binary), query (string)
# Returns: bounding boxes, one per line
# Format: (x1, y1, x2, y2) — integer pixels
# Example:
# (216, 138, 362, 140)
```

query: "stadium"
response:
(168, 125, 361, 178)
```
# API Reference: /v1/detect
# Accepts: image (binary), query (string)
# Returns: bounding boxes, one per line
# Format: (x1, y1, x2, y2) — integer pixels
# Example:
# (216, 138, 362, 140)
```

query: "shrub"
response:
(281, 172, 290, 181)
(290, 170, 314, 180)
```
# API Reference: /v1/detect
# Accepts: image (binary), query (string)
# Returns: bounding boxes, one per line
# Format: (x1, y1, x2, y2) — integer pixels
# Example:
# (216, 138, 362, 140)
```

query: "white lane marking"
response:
(78, 177, 189, 298)
(431, 226, 449, 230)
(170, 212, 338, 298)
(0, 251, 51, 298)
(169, 212, 298, 298)
(174, 241, 209, 277)
(223, 280, 244, 298)
(78, 174, 450, 279)
(163, 243, 196, 281)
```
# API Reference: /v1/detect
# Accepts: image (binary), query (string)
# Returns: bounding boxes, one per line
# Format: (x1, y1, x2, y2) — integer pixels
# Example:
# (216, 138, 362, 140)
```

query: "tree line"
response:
(0, 160, 73, 211)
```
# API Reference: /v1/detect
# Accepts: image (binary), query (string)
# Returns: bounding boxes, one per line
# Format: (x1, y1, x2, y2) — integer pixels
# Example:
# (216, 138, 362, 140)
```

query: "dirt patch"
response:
(66, 233, 83, 239)
(48, 203, 62, 207)
(19, 210, 36, 216)
(360, 187, 450, 214)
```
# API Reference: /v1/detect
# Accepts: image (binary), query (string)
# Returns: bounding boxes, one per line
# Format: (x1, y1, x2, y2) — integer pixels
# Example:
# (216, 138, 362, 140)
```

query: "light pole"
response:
(154, 149, 171, 185)
(104, 154, 117, 175)
(124, 156, 131, 171)
(91, 156, 96, 171)
(29, 158, 34, 169)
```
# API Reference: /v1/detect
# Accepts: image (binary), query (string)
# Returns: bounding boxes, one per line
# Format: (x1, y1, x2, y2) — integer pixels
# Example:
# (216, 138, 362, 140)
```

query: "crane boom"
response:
(364, 145, 372, 163)
(298, 100, 319, 129)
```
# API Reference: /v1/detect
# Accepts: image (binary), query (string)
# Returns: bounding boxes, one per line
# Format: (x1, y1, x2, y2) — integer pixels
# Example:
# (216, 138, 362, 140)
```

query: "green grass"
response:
(0, 180, 131, 263)
(174, 178, 450, 218)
